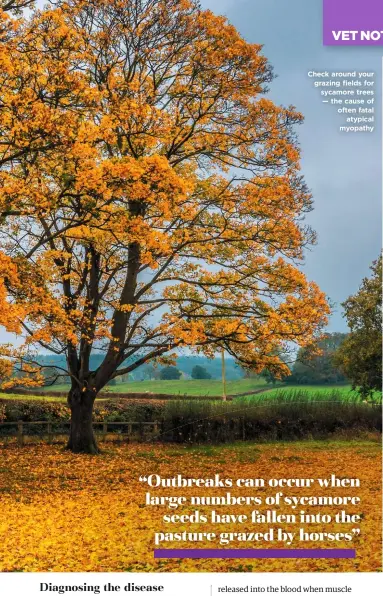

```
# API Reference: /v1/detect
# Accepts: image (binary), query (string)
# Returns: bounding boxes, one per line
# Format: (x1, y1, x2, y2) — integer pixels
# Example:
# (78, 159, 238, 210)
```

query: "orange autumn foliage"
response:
(0, 0, 330, 450)
(0, 441, 381, 572)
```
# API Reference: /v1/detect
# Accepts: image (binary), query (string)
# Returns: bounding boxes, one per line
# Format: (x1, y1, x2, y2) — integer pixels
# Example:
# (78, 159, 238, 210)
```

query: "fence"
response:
(0, 420, 160, 445)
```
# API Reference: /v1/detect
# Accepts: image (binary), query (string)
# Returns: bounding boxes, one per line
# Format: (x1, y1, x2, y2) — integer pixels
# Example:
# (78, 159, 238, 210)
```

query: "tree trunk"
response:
(66, 387, 99, 454)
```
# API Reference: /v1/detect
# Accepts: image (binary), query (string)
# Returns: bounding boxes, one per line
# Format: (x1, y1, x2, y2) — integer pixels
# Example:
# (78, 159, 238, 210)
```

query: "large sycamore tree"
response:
(0, 0, 329, 452)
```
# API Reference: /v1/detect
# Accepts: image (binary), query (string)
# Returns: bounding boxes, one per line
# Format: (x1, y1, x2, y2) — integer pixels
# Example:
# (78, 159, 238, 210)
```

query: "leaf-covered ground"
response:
(0, 439, 381, 572)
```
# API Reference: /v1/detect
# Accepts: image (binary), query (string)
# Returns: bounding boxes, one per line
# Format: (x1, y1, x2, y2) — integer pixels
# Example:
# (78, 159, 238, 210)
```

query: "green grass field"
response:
(1, 380, 380, 404)
(38, 379, 372, 400)
(0, 392, 67, 402)
(39, 377, 269, 396)
(244, 384, 382, 403)
(248, 384, 354, 399)
(0, 377, 267, 402)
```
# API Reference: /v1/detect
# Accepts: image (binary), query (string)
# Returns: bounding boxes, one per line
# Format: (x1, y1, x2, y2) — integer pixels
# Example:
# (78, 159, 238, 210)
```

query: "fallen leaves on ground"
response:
(0, 438, 381, 572)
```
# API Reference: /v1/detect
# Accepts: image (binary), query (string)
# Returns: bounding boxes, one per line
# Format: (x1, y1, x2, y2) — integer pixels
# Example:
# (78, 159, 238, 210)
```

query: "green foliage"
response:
(131, 363, 160, 381)
(287, 332, 348, 385)
(334, 257, 382, 397)
(260, 369, 278, 385)
(257, 348, 290, 385)
(159, 366, 182, 380)
(191, 365, 211, 380)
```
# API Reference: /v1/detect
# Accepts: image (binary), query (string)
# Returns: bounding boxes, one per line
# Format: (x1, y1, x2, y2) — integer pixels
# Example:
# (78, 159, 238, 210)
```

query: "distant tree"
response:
(334, 257, 382, 397)
(135, 363, 158, 381)
(287, 333, 348, 385)
(191, 365, 211, 380)
(259, 348, 291, 384)
(160, 366, 182, 381)
(241, 368, 260, 379)
(260, 369, 278, 385)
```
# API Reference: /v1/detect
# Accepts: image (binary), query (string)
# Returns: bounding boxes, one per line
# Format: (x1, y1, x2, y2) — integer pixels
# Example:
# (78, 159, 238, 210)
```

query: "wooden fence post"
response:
(47, 422, 52, 444)
(17, 421, 24, 446)
(102, 423, 107, 442)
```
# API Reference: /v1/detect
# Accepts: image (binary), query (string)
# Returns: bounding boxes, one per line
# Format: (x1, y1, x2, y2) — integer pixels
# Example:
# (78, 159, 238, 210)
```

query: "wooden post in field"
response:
(47, 422, 52, 444)
(221, 348, 227, 401)
(17, 421, 24, 446)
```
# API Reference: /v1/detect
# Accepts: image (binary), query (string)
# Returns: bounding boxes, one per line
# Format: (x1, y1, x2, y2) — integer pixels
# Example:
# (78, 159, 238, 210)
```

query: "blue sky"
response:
(203, 0, 382, 331)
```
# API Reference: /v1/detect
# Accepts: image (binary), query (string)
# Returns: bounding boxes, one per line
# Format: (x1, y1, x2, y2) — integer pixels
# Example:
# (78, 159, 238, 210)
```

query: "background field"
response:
(40, 377, 269, 396)
(4, 380, 380, 403)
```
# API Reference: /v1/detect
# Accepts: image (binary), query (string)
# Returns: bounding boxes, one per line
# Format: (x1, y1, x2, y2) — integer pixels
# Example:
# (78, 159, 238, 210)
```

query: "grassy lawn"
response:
(2, 381, 381, 405)
(243, 385, 382, 403)
(0, 438, 380, 572)
(0, 392, 67, 402)
(246, 384, 355, 400)
(0, 392, 106, 403)
(39, 377, 269, 396)
(269, 384, 354, 395)
(110, 377, 270, 395)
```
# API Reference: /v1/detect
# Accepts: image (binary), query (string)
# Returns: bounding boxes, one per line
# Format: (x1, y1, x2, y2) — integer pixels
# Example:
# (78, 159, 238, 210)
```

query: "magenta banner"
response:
(323, 0, 383, 45)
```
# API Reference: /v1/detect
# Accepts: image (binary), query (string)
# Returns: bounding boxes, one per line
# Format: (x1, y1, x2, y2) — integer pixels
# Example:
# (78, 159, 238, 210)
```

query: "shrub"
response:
(191, 365, 212, 380)
(0, 398, 165, 437)
(160, 390, 382, 443)
(160, 366, 182, 380)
